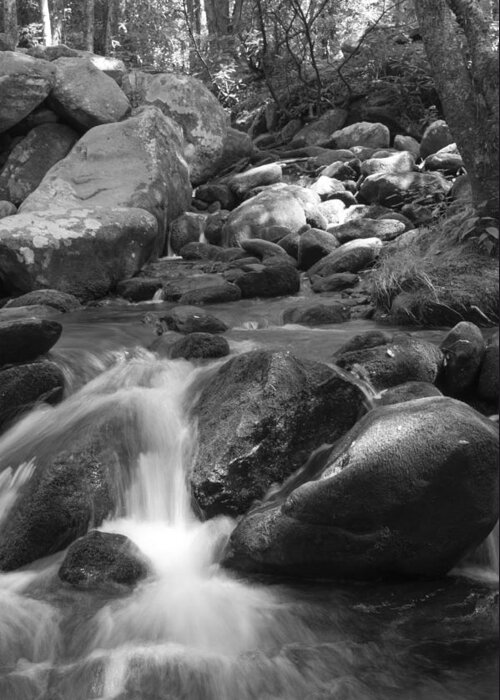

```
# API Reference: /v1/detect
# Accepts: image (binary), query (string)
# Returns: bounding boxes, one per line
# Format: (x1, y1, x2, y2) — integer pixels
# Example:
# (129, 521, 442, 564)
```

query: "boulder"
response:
(360, 150, 415, 177)
(224, 398, 498, 579)
(0, 318, 62, 366)
(58, 530, 149, 590)
(307, 239, 382, 277)
(420, 120, 454, 159)
(277, 232, 300, 260)
(221, 185, 322, 246)
(328, 218, 405, 244)
(159, 305, 228, 334)
(320, 159, 360, 181)
(311, 272, 360, 293)
(234, 263, 300, 299)
(376, 381, 443, 406)
(0, 360, 64, 430)
(179, 241, 224, 261)
(439, 322, 486, 397)
(298, 228, 340, 270)
(330, 122, 390, 150)
(195, 184, 236, 211)
(317, 199, 346, 225)
(168, 332, 230, 360)
(0, 52, 55, 134)
(179, 281, 241, 305)
(283, 302, 349, 326)
(47, 57, 130, 130)
(204, 209, 230, 246)
(169, 212, 206, 255)
(0, 436, 117, 571)
(162, 273, 227, 301)
(228, 164, 282, 197)
(334, 336, 443, 390)
(0, 201, 17, 219)
(240, 238, 290, 261)
(424, 144, 463, 174)
(292, 108, 348, 145)
(0, 123, 79, 206)
(359, 171, 452, 207)
(115, 277, 163, 302)
(20, 107, 191, 251)
(393, 134, 420, 159)
(0, 207, 159, 301)
(333, 330, 396, 356)
(212, 126, 255, 174)
(477, 331, 499, 402)
(4, 289, 81, 313)
(190, 350, 368, 516)
(309, 176, 346, 200)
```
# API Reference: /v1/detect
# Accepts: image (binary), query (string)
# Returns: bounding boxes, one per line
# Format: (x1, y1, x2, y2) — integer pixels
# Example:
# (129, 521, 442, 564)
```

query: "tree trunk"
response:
(51, 0, 65, 44)
(204, 0, 229, 37)
(104, 0, 119, 53)
(40, 0, 52, 45)
(2, 0, 18, 44)
(231, 0, 244, 33)
(413, 0, 499, 218)
(85, 0, 95, 52)
(186, 0, 201, 34)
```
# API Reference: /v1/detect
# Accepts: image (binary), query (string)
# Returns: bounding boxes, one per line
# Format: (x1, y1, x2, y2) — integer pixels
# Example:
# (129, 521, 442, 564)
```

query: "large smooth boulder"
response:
(0, 318, 62, 366)
(190, 350, 368, 516)
(360, 150, 415, 177)
(0, 360, 64, 430)
(0, 207, 159, 301)
(420, 120, 454, 159)
(20, 107, 191, 250)
(0, 52, 55, 133)
(330, 122, 390, 150)
(328, 218, 405, 244)
(234, 263, 300, 299)
(0, 123, 79, 206)
(169, 212, 206, 255)
(178, 281, 242, 305)
(297, 228, 340, 270)
(0, 436, 117, 570)
(221, 185, 323, 246)
(159, 305, 228, 334)
(228, 164, 282, 197)
(283, 302, 349, 326)
(359, 171, 452, 207)
(4, 289, 81, 313)
(115, 277, 163, 302)
(58, 530, 149, 590)
(48, 57, 130, 130)
(127, 71, 229, 185)
(168, 332, 230, 360)
(439, 322, 486, 397)
(224, 397, 499, 579)
(308, 239, 382, 278)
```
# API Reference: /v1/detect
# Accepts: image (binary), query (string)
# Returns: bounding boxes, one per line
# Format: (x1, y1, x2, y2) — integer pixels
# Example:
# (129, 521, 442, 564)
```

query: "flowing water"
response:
(0, 298, 497, 700)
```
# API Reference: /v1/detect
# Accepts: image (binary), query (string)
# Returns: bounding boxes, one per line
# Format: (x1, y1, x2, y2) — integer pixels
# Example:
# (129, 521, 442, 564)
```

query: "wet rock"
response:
(298, 228, 340, 270)
(224, 397, 498, 579)
(0, 304, 61, 320)
(240, 238, 290, 261)
(115, 277, 162, 302)
(234, 263, 300, 299)
(169, 212, 206, 255)
(477, 331, 499, 403)
(328, 218, 405, 244)
(307, 239, 382, 277)
(311, 272, 360, 293)
(283, 302, 349, 326)
(0, 318, 62, 366)
(179, 281, 242, 305)
(4, 289, 81, 313)
(0, 123, 79, 206)
(334, 336, 444, 390)
(0, 360, 64, 430)
(190, 350, 367, 516)
(179, 241, 224, 261)
(359, 171, 451, 207)
(420, 119, 454, 159)
(333, 329, 396, 356)
(162, 273, 227, 302)
(0, 52, 55, 134)
(376, 381, 443, 406)
(330, 122, 390, 150)
(168, 332, 230, 360)
(228, 164, 282, 197)
(48, 57, 130, 130)
(0, 436, 117, 570)
(195, 184, 236, 211)
(439, 322, 486, 397)
(58, 530, 150, 590)
(159, 305, 228, 334)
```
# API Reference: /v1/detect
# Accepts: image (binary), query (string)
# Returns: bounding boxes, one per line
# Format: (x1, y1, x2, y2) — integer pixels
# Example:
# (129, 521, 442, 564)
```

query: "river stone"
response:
(360, 150, 415, 177)
(0, 52, 55, 134)
(240, 238, 290, 261)
(307, 239, 382, 278)
(333, 330, 397, 357)
(298, 228, 340, 270)
(419, 119, 454, 159)
(190, 349, 367, 516)
(168, 332, 230, 360)
(0, 318, 62, 366)
(0, 304, 61, 320)
(162, 273, 227, 301)
(439, 322, 486, 397)
(212, 126, 255, 175)
(424, 143, 463, 175)
(48, 57, 130, 130)
(477, 331, 499, 402)
(309, 176, 346, 200)
(228, 164, 282, 197)
(223, 397, 498, 579)
(328, 218, 405, 244)
(0, 123, 79, 206)
(334, 336, 444, 390)
(317, 199, 346, 225)
(4, 289, 81, 313)
(169, 212, 206, 255)
(359, 171, 452, 207)
(160, 305, 228, 334)
(59, 530, 149, 590)
(20, 107, 191, 252)
(115, 277, 163, 302)
(394, 134, 420, 159)
(196, 184, 236, 211)
(179, 281, 242, 305)
(0, 360, 64, 431)
(311, 272, 360, 293)
(320, 159, 360, 180)
(204, 210, 230, 246)
(277, 232, 300, 260)
(292, 108, 348, 145)
(330, 122, 390, 150)
(234, 263, 300, 299)
(0, 436, 117, 571)
(0, 201, 17, 219)
(0, 207, 159, 301)
(376, 381, 443, 406)
(283, 302, 349, 326)
(179, 242, 225, 261)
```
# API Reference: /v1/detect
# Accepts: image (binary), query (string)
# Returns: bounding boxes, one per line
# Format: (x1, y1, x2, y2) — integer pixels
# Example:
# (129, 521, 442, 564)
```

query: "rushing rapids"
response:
(0, 301, 497, 700)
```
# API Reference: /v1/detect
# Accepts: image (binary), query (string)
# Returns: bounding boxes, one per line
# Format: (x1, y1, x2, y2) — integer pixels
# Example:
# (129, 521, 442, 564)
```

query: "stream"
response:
(0, 297, 497, 700)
